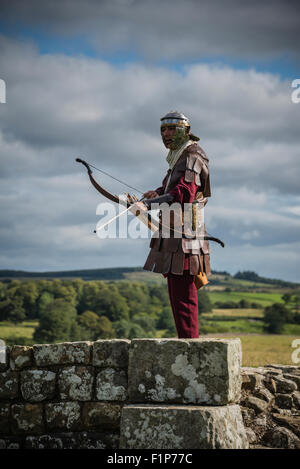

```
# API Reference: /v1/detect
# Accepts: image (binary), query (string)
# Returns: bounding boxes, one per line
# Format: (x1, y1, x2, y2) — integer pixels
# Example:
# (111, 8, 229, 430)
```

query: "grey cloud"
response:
(0, 36, 300, 280)
(1, 36, 299, 194)
(1, 0, 300, 62)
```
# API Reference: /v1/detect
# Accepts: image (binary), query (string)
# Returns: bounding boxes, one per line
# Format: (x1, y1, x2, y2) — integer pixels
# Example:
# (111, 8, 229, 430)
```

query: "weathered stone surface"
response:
(33, 341, 91, 366)
(10, 346, 33, 370)
(245, 427, 257, 444)
(245, 396, 269, 414)
(128, 339, 242, 405)
(253, 414, 268, 429)
(0, 403, 10, 433)
(265, 365, 300, 374)
(262, 377, 277, 394)
(120, 404, 249, 449)
(275, 393, 293, 409)
(0, 437, 21, 449)
(0, 370, 19, 399)
(58, 366, 93, 401)
(252, 387, 274, 403)
(273, 376, 297, 394)
(241, 369, 263, 391)
(272, 413, 300, 438)
(26, 434, 63, 449)
(11, 404, 44, 434)
(25, 432, 119, 449)
(283, 373, 300, 390)
(269, 427, 300, 449)
(292, 390, 300, 409)
(96, 368, 127, 401)
(82, 402, 122, 429)
(45, 402, 81, 431)
(20, 370, 56, 402)
(93, 339, 130, 368)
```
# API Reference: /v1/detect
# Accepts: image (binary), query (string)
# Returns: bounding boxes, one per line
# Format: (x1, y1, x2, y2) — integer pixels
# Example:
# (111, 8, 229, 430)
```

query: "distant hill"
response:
(0, 267, 143, 281)
(0, 267, 299, 288)
(234, 270, 298, 288)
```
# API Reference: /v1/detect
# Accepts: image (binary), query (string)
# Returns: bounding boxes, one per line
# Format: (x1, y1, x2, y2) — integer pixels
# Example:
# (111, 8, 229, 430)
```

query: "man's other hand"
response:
(143, 191, 159, 199)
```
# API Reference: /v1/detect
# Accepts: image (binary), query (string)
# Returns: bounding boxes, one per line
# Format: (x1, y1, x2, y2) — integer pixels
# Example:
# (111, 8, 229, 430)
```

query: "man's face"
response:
(161, 125, 177, 149)
(161, 125, 189, 150)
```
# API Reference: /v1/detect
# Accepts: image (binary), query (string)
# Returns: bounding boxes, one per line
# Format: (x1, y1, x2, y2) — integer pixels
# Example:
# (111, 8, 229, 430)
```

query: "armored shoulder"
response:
(183, 143, 210, 187)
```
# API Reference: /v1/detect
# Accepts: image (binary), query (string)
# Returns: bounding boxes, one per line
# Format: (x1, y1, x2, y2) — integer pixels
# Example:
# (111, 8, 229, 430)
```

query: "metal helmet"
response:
(160, 110, 200, 141)
(160, 110, 190, 128)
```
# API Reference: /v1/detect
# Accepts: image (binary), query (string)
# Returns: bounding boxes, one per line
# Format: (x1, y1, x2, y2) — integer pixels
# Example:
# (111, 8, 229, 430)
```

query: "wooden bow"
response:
(76, 158, 225, 247)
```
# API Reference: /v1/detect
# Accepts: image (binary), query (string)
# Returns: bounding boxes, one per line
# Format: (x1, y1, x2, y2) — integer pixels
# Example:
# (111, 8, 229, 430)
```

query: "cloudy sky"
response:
(0, 0, 300, 281)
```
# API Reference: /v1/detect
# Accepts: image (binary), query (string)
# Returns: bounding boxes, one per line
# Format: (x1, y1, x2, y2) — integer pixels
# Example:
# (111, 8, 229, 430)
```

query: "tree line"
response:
(0, 279, 212, 343)
(263, 293, 300, 333)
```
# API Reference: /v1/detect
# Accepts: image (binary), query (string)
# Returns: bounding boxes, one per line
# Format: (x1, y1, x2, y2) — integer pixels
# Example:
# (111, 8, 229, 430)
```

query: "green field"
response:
(208, 290, 284, 307)
(203, 308, 264, 318)
(0, 321, 38, 345)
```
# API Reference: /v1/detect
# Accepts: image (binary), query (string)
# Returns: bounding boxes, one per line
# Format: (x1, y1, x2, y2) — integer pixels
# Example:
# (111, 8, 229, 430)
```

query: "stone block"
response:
(283, 373, 300, 391)
(292, 390, 300, 409)
(45, 402, 81, 431)
(0, 437, 21, 449)
(120, 404, 249, 449)
(20, 370, 56, 402)
(128, 338, 242, 405)
(245, 396, 269, 414)
(58, 366, 93, 401)
(252, 387, 274, 403)
(272, 413, 300, 438)
(0, 403, 10, 433)
(93, 339, 130, 368)
(96, 368, 127, 401)
(10, 346, 33, 370)
(270, 427, 300, 449)
(273, 376, 297, 394)
(241, 369, 263, 391)
(11, 403, 44, 434)
(33, 341, 91, 366)
(265, 365, 300, 374)
(275, 393, 293, 409)
(25, 432, 119, 449)
(82, 402, 122, 429)
(0, 370, 19, 399)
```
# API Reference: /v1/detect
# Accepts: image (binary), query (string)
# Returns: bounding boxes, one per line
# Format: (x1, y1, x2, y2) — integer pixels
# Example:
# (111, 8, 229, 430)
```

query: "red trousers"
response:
(167, 270, 199, 338)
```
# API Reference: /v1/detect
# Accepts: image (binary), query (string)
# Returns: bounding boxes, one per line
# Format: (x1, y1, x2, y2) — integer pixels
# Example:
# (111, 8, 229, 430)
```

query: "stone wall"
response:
(241, 365, 300, 449)
(0, 338, 298, 449)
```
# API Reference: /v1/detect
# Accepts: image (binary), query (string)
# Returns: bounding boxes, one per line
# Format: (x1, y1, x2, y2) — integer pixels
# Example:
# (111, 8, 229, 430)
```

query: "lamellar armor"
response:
(143, 112, 211, 276)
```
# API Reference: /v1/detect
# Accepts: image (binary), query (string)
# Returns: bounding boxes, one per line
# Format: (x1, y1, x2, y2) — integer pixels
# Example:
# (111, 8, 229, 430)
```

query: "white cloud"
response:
(0, 36, 299, 281)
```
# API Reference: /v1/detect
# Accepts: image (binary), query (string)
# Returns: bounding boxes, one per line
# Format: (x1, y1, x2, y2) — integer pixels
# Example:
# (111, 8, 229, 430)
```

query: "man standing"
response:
(137, 111, 212, 338)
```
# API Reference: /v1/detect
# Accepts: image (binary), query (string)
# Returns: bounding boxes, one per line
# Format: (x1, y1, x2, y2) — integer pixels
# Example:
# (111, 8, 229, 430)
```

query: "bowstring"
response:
(88, 162, 144, 195)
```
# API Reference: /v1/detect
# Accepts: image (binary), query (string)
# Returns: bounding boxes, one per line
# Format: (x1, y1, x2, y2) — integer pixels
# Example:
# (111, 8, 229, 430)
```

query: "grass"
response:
(204, 333, 300, 367)
(0, 320, 37, 345)
(200, 319, 265, 334)
(208, 290, 285, 307)
(203, 308, 264, 318)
